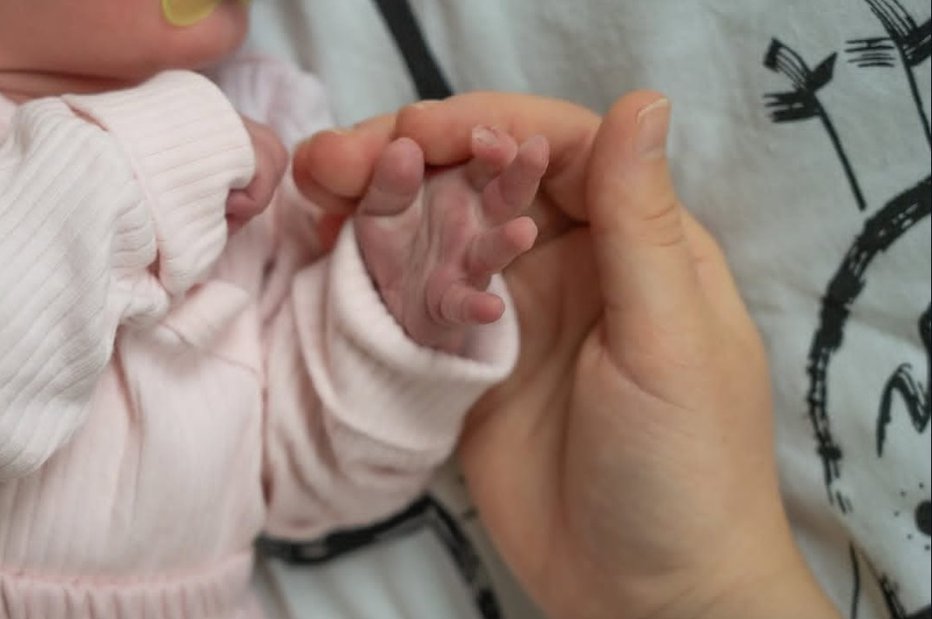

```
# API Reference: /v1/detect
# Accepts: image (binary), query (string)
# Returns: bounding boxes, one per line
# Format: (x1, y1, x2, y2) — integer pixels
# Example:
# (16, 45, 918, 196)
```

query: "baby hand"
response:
(226, 116, 288, 234)
(355, 128, 549, 353)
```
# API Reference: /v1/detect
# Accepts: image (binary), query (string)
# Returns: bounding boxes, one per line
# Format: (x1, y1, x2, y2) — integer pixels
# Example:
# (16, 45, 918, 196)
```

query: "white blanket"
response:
(248, 1, 932, 618)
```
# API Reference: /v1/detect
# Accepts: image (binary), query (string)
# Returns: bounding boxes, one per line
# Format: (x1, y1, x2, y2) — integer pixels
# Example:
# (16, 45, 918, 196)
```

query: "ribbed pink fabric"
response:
(0, 56, 519, 618)
(1, 554, 255, 619)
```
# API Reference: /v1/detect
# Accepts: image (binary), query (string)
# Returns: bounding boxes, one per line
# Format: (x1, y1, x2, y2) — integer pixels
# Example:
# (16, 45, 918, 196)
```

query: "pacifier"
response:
(162, 0, 250, 27)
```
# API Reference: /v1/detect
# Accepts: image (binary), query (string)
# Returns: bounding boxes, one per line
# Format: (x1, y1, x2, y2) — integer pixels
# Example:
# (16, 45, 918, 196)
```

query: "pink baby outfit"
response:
(0, 56, 518, 618)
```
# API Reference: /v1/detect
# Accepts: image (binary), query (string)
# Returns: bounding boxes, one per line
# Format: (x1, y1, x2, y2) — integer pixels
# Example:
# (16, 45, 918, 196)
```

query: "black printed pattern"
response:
(260, 3, 930, 619)
(259, 494, 502, 618)
(765, 1, 931, 617)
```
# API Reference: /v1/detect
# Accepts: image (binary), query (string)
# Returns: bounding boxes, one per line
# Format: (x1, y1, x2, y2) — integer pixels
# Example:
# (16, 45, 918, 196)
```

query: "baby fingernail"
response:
(635, 98, 671, 161)
(472, 126, 501, 146)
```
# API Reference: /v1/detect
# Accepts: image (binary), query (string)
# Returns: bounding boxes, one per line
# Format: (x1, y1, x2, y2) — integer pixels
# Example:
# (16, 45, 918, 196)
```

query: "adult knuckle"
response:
(629, 197, 685, 247)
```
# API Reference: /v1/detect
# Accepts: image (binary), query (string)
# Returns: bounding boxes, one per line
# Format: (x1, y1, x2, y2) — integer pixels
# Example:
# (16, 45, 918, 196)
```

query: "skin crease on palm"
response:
(0, 0, 547, 352)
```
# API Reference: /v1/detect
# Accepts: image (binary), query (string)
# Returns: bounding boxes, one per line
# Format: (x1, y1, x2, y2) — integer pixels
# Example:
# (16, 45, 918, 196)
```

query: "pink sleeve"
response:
(65, 71, 255, 294)
(209, 55, 522, 538)
(0, 72, 254, 479)
(262, 225, 519, 539)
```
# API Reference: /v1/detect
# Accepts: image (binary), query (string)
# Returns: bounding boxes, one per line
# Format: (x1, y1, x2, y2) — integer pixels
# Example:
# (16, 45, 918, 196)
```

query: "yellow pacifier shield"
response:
(162, 0, 250, 26)
(162, 0, 221, 26)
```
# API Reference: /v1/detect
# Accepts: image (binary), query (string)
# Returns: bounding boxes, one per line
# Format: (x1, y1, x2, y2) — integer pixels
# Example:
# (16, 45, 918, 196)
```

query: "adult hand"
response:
(293, 94, 598, 244)
(456, 93, 840, 619)
(292, 92, 839, 619)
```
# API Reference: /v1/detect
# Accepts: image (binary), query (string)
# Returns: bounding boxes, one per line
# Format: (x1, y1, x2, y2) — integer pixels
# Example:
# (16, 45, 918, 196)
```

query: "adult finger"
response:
(292, 113, 396, 207)
(586, 92, 705, 354)
(289, 173, 359, 214)
(293, 93, 599, 224)
(397, 93, 599, 221)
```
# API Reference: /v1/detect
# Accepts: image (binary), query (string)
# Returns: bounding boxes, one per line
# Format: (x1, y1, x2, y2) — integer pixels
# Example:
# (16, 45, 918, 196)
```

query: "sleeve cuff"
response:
(63, 71, 255, 295)
(299, 224, 520, 452)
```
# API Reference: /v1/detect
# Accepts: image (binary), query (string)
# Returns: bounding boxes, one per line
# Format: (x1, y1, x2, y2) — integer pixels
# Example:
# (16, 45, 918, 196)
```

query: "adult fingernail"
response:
(635, 98, 671, 161)
(411, 99, 440, 110)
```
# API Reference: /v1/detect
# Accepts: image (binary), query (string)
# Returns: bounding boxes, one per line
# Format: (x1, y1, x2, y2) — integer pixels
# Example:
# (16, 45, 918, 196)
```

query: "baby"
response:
(0, 1, 547, 617)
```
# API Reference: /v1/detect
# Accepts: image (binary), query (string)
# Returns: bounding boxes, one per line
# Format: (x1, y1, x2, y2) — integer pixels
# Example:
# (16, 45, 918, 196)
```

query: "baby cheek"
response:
(156, 0, 251, 71)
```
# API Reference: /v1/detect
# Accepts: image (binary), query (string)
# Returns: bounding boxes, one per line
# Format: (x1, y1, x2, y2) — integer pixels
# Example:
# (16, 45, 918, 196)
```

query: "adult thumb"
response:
(586, 92, 705, 355)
